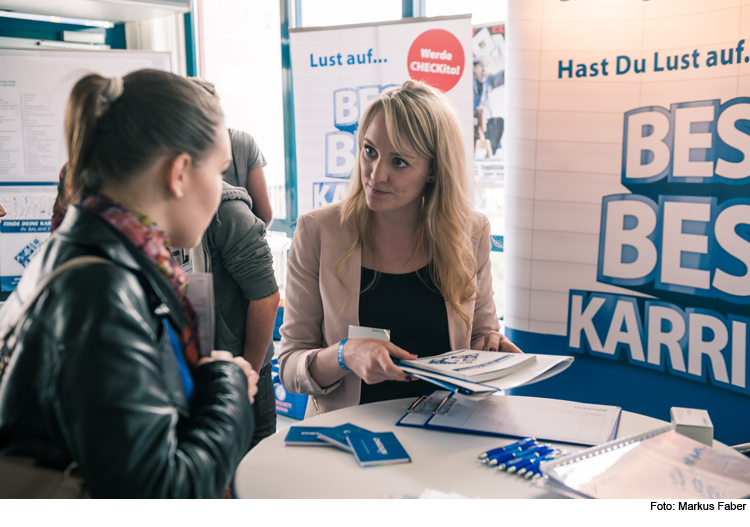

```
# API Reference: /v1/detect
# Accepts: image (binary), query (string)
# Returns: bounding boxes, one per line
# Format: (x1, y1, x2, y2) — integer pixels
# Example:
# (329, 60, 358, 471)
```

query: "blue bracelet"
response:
(337, 339, 349, 371)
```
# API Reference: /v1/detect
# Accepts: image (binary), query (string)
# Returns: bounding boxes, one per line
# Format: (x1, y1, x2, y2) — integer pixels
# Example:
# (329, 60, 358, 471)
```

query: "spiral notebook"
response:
(540, 426, 750, 499)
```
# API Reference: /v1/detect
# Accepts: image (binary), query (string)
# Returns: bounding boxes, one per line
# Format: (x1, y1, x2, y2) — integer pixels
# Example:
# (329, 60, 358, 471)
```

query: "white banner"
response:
(506, 0, 750, 446)
(290, 15, 473, 217)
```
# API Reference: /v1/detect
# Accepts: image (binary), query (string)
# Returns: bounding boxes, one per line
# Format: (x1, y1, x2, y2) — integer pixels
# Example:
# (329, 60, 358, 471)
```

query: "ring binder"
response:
(397, 390, 622, 445)
(406, 395, 431, 413)
(433, 396, 456, 415)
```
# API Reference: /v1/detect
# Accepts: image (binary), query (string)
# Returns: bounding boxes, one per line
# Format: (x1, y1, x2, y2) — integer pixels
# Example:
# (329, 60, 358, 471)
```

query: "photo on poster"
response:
(472, 22, 505, 185)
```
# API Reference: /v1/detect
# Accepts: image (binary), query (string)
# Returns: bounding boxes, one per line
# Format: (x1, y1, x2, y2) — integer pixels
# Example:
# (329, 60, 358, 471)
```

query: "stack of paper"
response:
(395, 350, 574, 397)
(399, 350, 536, 382)
(540, 427, 750, 498)
(284, 424, 411, 467)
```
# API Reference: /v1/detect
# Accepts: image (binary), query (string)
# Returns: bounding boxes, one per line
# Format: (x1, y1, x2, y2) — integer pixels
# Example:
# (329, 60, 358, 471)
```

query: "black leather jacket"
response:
(0, 206, 254, 498)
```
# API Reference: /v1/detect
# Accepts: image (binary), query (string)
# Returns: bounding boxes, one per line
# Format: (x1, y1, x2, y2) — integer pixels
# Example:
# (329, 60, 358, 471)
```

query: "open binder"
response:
(540, 426, 750, 499)
(397, 391, 621, 446)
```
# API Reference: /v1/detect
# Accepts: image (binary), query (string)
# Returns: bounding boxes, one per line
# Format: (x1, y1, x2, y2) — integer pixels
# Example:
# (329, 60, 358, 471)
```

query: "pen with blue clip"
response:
(478, 437, 537, 462)
(522, 449, 574, 479)
(497, 445, 555, 471)
(523, 463, 547, 480)
(486, 443, 548, 466)
(510, 449, 560, 474)
(517, 450, 561, 476)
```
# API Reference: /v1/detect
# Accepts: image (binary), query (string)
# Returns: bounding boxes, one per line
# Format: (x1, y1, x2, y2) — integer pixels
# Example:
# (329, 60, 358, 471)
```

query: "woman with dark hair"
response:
(0, 70, 257, 498)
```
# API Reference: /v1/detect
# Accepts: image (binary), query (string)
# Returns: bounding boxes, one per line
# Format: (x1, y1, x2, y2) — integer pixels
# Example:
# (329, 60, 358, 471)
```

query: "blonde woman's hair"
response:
(338, 79, 479, 336)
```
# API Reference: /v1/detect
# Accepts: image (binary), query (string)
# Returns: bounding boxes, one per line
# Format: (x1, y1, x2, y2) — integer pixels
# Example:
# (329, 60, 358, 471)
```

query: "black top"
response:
(358, 265, 451, 405)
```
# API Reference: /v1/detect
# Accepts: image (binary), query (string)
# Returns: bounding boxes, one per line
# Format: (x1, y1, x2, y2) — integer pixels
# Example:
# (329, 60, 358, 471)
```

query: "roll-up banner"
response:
(289, 15, 473, 217)
(506, 0, 750, 444)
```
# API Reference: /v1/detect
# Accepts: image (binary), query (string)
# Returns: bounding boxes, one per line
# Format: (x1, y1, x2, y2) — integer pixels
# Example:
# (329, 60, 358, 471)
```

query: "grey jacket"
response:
(191, 182, 278, 366)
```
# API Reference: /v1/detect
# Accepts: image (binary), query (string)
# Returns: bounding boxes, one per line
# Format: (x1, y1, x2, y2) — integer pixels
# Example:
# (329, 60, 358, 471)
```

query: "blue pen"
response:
(507, 455, 542, 474)
(493, 444, 551, 468)
(523, 456, 558, 479)
(504, 449, 555, 472)
(523, 450, 572, 478)
(486, 443, 543, 466)
(526, 467, 544, 480)
(517, 450, 560, 475)
(497, 446, 554, 470)
(524, 464, 544, 479)
(478, 437, 537, 460)
(518, 452, 558, 476)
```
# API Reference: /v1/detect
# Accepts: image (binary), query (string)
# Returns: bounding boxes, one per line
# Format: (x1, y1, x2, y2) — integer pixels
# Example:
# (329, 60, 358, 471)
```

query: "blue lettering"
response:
(558, 60, 573, 79)
(622, 98, 750, 186)
(567, 291, 749, 396)
(617, 55, 631, 75)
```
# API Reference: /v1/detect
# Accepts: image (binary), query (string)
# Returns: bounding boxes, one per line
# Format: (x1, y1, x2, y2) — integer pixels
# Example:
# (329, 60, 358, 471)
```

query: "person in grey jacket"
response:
(191, 181, 280, 448)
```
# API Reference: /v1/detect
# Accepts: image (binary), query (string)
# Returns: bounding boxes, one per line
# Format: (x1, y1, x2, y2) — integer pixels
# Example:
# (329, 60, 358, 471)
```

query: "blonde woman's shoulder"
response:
(469, 209, 491, 234)
(467, 210, 493, 252)
(294, 202, 351, 243)
(296, 202, 343, 225)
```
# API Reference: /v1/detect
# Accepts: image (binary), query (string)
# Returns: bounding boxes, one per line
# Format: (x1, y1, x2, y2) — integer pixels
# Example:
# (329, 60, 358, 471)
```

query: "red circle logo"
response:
(406, 29, 465, 92)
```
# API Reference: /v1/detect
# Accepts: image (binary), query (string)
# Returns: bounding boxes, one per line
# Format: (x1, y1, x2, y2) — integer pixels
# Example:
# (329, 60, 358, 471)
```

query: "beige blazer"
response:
(278, 203, 500, 416)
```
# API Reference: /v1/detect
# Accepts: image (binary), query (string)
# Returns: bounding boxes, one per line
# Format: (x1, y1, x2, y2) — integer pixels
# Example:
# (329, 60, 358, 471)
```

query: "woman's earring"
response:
(177, 191, 184, 198)
(427, 176, 435, 183)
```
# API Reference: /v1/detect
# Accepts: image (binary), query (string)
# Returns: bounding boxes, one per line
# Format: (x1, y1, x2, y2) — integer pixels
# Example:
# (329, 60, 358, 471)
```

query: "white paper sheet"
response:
(185, 273, 214, 358)
(426, 394, 621, 445)
(397, 353, 574, 398)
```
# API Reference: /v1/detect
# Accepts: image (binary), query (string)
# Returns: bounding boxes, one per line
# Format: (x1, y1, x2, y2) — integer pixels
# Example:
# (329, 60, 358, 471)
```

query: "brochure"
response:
(346, 432, 411, 467)
(397, 350, 535, 382)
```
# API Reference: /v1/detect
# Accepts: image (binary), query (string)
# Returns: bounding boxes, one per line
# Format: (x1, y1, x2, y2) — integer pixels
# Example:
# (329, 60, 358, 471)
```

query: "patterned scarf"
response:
(80, 195, 202, 367)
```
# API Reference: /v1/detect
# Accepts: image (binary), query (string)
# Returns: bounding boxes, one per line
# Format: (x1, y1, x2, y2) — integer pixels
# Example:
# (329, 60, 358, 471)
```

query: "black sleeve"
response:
(48, 264, 254, 498)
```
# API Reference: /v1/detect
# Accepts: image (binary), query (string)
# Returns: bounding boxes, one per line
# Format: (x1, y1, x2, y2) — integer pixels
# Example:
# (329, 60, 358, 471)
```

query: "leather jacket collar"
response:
(54, 205, 186, 332)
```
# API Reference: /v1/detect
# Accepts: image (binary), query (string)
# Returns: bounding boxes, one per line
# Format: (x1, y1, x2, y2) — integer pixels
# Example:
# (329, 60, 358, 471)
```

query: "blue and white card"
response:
(346, 431, 411, 467)
(283, 426, 331, 446)
(316, 423, 373, 451)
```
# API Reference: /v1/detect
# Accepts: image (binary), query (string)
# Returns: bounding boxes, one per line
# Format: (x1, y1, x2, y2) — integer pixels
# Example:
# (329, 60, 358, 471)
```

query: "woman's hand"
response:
(343, 339, 418, 385)
(198, 350, 259, 403)
(483, 331, 523, 354)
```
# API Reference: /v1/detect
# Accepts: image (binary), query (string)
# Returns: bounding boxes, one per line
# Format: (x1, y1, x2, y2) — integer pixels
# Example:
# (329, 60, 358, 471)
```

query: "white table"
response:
(234, 397, 672, 499)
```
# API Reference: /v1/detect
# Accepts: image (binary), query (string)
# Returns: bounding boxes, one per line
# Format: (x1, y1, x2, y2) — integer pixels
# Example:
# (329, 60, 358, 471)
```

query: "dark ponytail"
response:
(64, 69, 223, 203)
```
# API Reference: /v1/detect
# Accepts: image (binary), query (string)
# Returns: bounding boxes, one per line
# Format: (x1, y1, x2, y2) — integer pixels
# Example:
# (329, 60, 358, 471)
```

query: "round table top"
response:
(234, 397, 671, 499)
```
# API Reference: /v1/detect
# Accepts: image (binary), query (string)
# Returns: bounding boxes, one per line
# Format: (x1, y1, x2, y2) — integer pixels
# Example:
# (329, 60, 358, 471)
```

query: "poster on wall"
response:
(289, 15, 473, 217)
(0, 185, 56, 292)
(0, 49, 171, 292)
(505, 0, 750, 445)
(472, 22, 505, 185)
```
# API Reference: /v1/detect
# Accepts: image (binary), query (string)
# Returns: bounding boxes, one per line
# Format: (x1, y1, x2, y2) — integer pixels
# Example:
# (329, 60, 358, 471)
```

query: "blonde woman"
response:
(279, 80, 521, 416)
